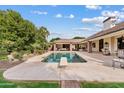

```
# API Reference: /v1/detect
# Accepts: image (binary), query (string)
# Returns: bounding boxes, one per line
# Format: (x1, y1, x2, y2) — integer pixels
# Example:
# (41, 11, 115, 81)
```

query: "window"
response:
(117, 36, 124, 49)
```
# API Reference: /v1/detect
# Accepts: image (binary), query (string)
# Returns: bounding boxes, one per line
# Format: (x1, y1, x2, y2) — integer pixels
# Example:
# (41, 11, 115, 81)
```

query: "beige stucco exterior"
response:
(87, 30, 124, 54)
(92, 40, 99, 52)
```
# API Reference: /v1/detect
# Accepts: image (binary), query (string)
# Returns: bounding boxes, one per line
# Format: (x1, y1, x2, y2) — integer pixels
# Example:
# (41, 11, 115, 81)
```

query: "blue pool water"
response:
(42, 53, 87, 63)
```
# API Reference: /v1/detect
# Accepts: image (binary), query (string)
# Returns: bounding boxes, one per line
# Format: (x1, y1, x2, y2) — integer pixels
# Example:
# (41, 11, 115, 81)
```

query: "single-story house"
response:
(51, 17, 124, 54)
(82, 17, 124, 54)
(52, 39, 85, 51)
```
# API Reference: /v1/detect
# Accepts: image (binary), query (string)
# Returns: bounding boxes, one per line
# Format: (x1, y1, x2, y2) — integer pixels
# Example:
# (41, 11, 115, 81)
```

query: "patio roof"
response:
(53, 39, 85, 44)
(86, 22, 124, 41)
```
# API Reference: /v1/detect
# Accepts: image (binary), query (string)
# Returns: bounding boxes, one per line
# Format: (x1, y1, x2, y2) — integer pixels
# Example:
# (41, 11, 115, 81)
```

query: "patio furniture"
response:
(79, 49, 83, 51)
(59, 57, 68, 67)
(59, 48, 67, 51)
(112, 49, 124, 69)
(101, 48, 110, 55)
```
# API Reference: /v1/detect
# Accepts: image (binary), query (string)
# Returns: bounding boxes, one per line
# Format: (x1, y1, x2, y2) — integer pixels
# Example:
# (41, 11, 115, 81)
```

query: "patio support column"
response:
(70, 44, 72, 51)
(53, 44, 56, 51)
(110, 36, 115, 54)
(87, 41, 92, 53)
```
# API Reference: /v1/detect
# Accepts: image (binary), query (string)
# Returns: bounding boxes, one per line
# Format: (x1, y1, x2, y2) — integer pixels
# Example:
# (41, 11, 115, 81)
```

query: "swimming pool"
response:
(42, 52, 87, 63)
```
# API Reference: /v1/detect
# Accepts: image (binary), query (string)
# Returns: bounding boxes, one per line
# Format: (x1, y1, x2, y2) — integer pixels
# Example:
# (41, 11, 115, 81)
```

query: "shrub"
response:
(0, 49, 8, 55)
(34, 49, 44, 55)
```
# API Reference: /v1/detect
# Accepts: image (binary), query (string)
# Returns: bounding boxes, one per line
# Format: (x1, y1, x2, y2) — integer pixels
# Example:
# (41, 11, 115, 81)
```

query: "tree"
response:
(50, 37, 60, 42)
(32, 26, 50, 51)
(0, 9, 49, 54)
(73, 36, 85, 39)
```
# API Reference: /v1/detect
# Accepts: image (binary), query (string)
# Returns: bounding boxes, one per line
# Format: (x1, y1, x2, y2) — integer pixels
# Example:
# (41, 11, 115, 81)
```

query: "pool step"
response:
(60, 80, 80, 88)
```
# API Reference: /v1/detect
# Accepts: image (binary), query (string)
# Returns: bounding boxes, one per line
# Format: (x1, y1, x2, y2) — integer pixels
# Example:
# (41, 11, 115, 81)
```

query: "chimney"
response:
(103, 16, 117, 30)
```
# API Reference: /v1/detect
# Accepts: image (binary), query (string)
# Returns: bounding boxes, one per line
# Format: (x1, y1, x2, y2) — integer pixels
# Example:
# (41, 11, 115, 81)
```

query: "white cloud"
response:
(55, 14, 63, 18)
(31, 10, 48, 15)
(101, 10, 124, 22)
(85, 5, 102, 10)
(95, 24, 103, 28)
(82, 10, 124, 25)
(65, 14, 75, 19)
(55, 14, 75, 19)
(81, 10, 124, 33)
(82, 16, 105, 24)
(81, 16, 105, 31)
(50, 32, 62, 36)
(102, 10, 124, 18)
(73, 27, 91, 31)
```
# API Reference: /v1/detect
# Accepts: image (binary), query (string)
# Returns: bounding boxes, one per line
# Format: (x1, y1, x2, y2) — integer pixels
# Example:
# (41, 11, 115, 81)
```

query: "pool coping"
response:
(23, 51, 105, 66)
(41, 51, 88, 63)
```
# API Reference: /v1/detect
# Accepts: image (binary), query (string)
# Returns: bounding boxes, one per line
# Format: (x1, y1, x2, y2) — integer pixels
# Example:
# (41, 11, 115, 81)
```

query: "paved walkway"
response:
(78, 51, 121, 67)
(78, 52, 113, 65)
(61, 80, 80, 88)
(3, 51, 124, 82)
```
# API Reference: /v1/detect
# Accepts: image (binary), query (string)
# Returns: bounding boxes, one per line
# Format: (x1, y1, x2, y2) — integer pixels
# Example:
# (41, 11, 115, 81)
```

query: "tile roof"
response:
(53, 39, 85, 44)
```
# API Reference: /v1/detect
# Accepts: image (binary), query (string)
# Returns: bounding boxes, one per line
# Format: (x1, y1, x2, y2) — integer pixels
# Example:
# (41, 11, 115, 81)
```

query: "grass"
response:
(0, 55, 8, 61)
(81, 82, 124, 88)
(0, 71, 60, 88)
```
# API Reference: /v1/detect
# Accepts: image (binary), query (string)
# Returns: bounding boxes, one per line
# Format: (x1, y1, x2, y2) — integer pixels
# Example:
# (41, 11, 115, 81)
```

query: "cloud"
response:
(85, 5, 102, 10)
(55, 14, 75, 19)
(101, 10, 124, 22)
(82, 10, 124, 25)
(95, 24, 103, 28)
(81, 10, 124, 33)
(82, 16, 105, 24)
(65, 14, 75, 19)
(81, 16, 105, 31)
(101, 10, 124, 18)
(50, 32, 62, 36)
(72, 27, 91, 31)
(55, 14, 63, 18)
(31, 10, 48, 15)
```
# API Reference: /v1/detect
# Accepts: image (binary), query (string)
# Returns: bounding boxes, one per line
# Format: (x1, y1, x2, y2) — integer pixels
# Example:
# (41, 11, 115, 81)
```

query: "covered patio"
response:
(53, 39, 84, 51)
(81, 23, 124, 54)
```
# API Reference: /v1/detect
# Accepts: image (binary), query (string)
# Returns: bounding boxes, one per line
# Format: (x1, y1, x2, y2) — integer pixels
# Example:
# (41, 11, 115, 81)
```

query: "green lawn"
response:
(81, 82, 124, 88)
(0, 55, 8, 61)
(0, 71, 59, 88)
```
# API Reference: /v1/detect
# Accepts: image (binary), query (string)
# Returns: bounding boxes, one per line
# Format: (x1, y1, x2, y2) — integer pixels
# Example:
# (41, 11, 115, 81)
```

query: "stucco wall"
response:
(92, 40, 99, 52)
(104, 38, 110, 49)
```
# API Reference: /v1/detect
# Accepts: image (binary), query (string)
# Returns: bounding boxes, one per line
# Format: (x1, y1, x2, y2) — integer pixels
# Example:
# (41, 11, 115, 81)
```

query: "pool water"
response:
(42, 53, 87, 63)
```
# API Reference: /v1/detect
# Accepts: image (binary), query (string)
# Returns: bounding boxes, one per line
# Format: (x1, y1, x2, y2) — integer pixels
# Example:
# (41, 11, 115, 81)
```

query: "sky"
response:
(0, 5, 124, 40)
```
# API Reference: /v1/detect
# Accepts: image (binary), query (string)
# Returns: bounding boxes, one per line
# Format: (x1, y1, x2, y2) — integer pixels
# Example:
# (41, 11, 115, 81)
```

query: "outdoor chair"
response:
(101, 48, 110, 55)
(112, 49, 124, 69)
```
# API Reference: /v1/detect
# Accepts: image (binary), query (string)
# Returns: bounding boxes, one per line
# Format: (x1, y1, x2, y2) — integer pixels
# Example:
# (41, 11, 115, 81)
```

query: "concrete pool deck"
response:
(3, 51, 124, 82)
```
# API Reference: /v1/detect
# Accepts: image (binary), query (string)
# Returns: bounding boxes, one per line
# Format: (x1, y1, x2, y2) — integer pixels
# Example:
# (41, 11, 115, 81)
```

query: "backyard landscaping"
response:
(1, 8, 124, 88)
(1, 54, 124, 88)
